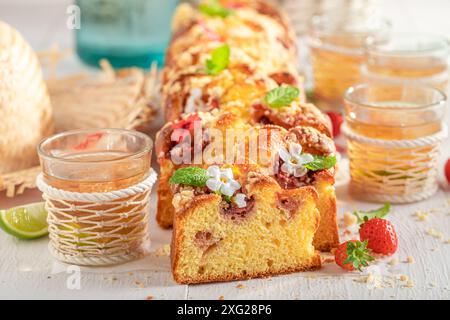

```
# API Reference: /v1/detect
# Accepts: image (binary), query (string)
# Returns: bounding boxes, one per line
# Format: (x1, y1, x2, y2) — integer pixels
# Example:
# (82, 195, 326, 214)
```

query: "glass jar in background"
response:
(343, 84, 447, 203)
(76, 0, 179, 69)
(362, 34, 450, 94)
(308, 13, 390, 111)
(276, 0, 378, 36)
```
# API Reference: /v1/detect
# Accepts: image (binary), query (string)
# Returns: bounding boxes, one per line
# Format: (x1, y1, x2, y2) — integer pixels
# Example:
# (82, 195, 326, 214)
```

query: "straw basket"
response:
(36, 170, 157, 266)
(0, 47, 159, 197)
(343, 124, 448, 203)
(0, 21, 54, 175)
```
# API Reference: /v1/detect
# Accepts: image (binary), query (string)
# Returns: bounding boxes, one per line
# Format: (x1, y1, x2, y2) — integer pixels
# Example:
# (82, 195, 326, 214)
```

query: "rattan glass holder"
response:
(37, 170, 157, 266)
(344, 124, 448, 203)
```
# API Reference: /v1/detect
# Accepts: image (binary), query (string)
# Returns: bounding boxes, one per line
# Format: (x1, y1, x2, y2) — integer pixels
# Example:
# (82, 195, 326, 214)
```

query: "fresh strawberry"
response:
(325, 111, 343, 137)
(445, 158, 450, 184)
(172, 113, 201, 131)
(359, 218, 398, 255)
(171, 114, 202, 143)
(334, 240, 374, 271)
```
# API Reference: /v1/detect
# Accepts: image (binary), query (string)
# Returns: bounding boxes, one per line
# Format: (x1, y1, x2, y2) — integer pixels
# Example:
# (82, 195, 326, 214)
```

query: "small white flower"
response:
(233, 193, 247, 208)
(206, 165, 241, 197)
(278, 142, 314, 177)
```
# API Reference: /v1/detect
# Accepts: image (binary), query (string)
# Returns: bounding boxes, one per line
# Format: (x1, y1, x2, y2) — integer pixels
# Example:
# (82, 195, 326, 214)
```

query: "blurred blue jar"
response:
(75, 0, 179, 69)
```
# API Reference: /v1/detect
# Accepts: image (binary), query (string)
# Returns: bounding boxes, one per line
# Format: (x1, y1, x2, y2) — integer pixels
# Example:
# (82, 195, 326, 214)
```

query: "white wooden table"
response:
(0, 0, 449, 300)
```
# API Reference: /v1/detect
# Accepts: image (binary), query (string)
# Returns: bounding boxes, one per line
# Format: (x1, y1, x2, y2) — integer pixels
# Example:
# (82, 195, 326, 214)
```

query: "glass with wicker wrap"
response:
(37, 129, 156, 266)
(343, 84, 448, 203)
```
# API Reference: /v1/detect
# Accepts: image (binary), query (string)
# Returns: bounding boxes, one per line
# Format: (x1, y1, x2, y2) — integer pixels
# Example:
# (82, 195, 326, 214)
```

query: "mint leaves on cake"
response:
(264, 86, 300, 108)
(170, 166, 247, 208)
(199, 0, 233, 18)
(169, 167, 209, 187)
(206, 44, 230, 75)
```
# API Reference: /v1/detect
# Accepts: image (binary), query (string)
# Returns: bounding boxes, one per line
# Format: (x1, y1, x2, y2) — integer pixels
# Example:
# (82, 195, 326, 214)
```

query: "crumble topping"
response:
(172, 187, 195, 211)
(286, 126, 335, 155)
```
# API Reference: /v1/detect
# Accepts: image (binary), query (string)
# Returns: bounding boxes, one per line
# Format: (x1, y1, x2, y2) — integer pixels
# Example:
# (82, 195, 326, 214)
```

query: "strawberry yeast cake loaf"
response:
(157, 0, 339, 283)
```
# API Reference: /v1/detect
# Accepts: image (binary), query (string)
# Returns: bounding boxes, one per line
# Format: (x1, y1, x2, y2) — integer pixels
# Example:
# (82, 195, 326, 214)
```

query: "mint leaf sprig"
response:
(264, 86, 300, 109)
(304, 154, 337, 171)
(199, 0, 233, 18)
(343, 240, 374, 271)
(353, 203, 391, 225)
(169, 167, 209, 187)
(206, 44, 230, 76)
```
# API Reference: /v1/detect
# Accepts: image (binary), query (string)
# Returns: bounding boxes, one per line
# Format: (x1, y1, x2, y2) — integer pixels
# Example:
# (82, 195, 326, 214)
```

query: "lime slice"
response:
(0, 202, 48, 240)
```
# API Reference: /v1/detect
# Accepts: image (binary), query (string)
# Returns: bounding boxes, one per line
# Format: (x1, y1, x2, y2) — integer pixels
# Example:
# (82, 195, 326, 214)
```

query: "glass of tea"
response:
(343, 83, 447, 203)
(308, 13, 390, 111)
(38, 128, 154, 266)
(362, 33, 450, 93)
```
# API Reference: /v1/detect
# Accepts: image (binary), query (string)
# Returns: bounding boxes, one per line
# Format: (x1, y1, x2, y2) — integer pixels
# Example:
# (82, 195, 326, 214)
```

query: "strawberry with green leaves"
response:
(353, 203, 398, 256)
(334, 240, 374, 271)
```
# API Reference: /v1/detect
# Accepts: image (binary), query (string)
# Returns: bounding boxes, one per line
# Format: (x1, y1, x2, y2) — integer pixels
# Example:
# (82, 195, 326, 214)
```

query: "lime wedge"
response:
(0, 202, 48, 240)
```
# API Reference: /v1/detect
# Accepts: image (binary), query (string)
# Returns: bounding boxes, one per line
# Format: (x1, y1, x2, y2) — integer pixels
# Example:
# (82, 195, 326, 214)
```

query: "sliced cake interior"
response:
(170, 166, 321, 284)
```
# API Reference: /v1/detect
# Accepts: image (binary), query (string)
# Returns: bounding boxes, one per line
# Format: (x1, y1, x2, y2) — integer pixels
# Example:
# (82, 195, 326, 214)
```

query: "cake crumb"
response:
(405, 256, 415, 264)
(445, 239, 450, 244)
(366, 273, 383, 288)
(128, 272, 134, 276)
(155, 244, 171, 257)
(413, 210, 428, 221)
(218, 295, 225, 300)
(405, 279, 414, 288)
(236, 284, 245, 289)
(399, 274, 409, 282)
(353, 276, 368, 283)
(145, 295, 154, 300)
(135, 281, 145, 288)
(173, 188, 195, 211)
(388, 258, 399, 266)
(425, 228, 444, 239)
(343, 212, 357, 227)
